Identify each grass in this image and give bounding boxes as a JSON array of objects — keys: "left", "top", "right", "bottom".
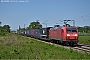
[
  {"left": 78, "top": 36, "right": 90, "bottom": 45},
  {"left": 0, "top": 33, "right": 90, "bottom": 59}
]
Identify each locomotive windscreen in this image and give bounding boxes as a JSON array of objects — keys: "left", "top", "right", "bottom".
[{"left": 66, "top": 28, "right": 77, "bottom": 32}]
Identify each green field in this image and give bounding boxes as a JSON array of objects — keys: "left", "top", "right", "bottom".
[
  {"left": 79, "top": 36, "right": 90, "bottom": 45},
  {"left": 0, "top": 34, "right": 90, "bottom": 59}
]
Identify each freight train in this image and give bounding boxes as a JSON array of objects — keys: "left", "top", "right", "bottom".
[{"left": 19, "top": 20, "right": 78, "bottom": 45}]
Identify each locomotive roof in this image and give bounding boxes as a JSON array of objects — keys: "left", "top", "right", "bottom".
[
  {"left": 62, "top": 26, "right": 77, "bottom": 29},
  {"left": 41, "top": 27, "right": 53, "bottom": 30}
]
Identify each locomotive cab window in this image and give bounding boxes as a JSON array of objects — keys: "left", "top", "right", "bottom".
[
  {"left": 72, "top": 28, "right": 77, "bottom": 32},
  {"left": 66, "top": 28, "right": 71, "bottom": 32},
  {"left": 67, "top": 29, "right": 71, "bottom": 32},
  {"left": 66, "top": 28, "right": 77, "bottom": 32}
]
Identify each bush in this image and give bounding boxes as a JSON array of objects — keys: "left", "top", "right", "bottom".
[{"left": 0, "top": 29, "right": 8, "bottom": 36}]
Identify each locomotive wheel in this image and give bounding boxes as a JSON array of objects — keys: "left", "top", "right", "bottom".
[{"left": 50, "top": 39, "right": 54, "bottom": 43}]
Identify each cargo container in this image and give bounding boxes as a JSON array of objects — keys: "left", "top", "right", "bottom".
[
  {"left": 26, "top": 30, "right": 31, "bottom": 37},
  {"left": 30, "top": 29, "right": 35, "bottom": 37},
  {"left": 34, "top": 29, "right": 41, "bottom": 38}
]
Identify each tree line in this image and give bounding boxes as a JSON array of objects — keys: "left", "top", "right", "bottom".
[
  {"left": 0, "top": 21, "right": 90, "bottom": 36},
  {"left": 17, "top": 20, "right": 42, "bottom": 33},
  {"left": 78, "top": 26, "right": 90, "bottom": 36}
]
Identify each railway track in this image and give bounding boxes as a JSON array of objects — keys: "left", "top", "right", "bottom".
[
  {"left": 27, "top": 37, "right": 90, "bottom": 54},
  {"left": 72, "top": 44, "right": 90, "bottom": 53},
  {"left": 38, "top": 39, "right": 90, "bottom": 54},
  {"left": 42, "top": 40, "right": 90, "bottom": 54}
]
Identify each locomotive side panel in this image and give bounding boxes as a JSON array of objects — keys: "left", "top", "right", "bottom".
[
  {"left": 57, "top": 29, "right": 62, "bottom": 40},
  {"left": 49, "top": 29, "right": 55, "bottom": 39},
  {"left": 49, "top": 28, "right": 64, "bottom": 42}
]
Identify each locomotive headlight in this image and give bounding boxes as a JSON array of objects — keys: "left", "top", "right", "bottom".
[
  {"left": 74, "top": 34, "right": 78, "bottom": 36},
  {"left": 67, "top": 34, "right": 70, "bottom": 36}
]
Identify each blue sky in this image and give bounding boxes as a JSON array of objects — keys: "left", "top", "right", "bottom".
[{"left": 0, "top": 0, "right": 90, "bottom": 30}]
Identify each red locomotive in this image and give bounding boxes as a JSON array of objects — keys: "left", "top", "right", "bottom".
[{"left": 49, "top": 20, "right": 78, "bottom": 45}]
